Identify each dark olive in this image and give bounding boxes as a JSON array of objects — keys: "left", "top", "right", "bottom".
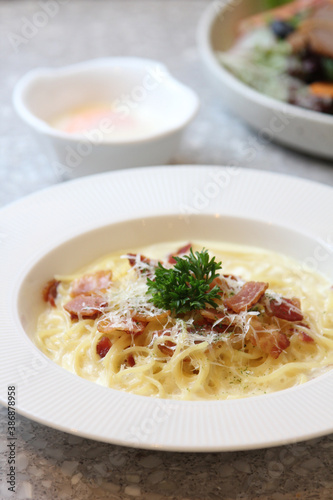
[{"left": 270, "top": 20, "right": 295, "bottom": 39}]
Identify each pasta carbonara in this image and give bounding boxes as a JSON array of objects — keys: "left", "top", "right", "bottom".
[{"left": 36, "top": 241, "right": 333, "bottom": 400}]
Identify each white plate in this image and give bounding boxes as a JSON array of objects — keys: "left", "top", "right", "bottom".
[
  {"left": 198, "top": 0, "right": 333, "bottom": 160},
  {"left": 1, "top": 165, "right": 333, "bottom": 451}
]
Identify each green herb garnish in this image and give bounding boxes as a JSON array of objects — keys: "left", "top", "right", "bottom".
[{"left": 147, "top": 248, "right": 222, "bottom": 314}]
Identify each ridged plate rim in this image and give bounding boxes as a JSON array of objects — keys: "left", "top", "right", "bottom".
[{"left": 0, "top": 165, "right": 333, "bottom": 452}]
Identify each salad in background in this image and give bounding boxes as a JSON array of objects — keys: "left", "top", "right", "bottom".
[{"left": 218, "top": 0, "right": 333, "bottom": 114}]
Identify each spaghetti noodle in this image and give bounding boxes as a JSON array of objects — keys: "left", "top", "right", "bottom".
[{"left": 36, "top": 241, "right": 333, "bottom": 400}]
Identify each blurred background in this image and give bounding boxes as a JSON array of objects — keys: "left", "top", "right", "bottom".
[{"left": 1, "top": 0, "right": 332, "bottom": 208}]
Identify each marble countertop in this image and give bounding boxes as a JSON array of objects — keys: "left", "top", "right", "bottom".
[{"left": 1, "top": 1, "right": 333, "bottom": 499}]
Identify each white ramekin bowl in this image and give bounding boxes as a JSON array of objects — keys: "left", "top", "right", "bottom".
[{"left": 13, "top": 57, "right": 199, "bottom": 178}]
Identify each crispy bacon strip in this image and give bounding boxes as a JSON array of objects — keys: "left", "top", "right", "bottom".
[
  {"left": 257, "top": 331, "right": 291, "bottom": 359},
  {"left": 208, "top": 277, "right": 227, "bottom": 296},
  {"left": 97, "top": 317, "right": 146, "bottom": 335},
  {"left": 269, "top": 298, "right": 303, "bottom": 322},
  {"left": 127, "top": 253, "right": 159, "bottom": 277},
  {"left": 167, "top": 243, "right": 192, "bottom": 264},
  {"left": 209, "top": 277, "right": 223, "bottom": 290},
  {"left": 225, "top": 281, "right": 268, "bottom": 314},
  {"left": 154, "top": 330, "right": 176, "bottom": 356},
  {"left": 158, "top": 340, "right": 176, "bottom": 356},
  {"left": 127, "top": 253, "right": 157, "bottom": 268},
  {"left": 298, "top": 331, "right": 314, "bottom": 343},
  {"left": 42, "top": 279, "right": 60, "bottom": 307},
  {"left": 126, "top": 354, "right": 136, "bottom": 367},
  {"left": 96, "top": 336, "right": 112, "bottom": 358},
  {"left": 200, "top": 308, "right": 229, "bottom": 323},
  {"left": 64, "top": 295, "right": 107, "bottom": 319},
  {"left": 195, "top": 310, "right": 236, "bottom": 336},
  {"left": 71, "top": 270, "right": 112, "bottom": 297},
  {"left": 248, "top": 318, "right": 290, "bottom": 359},
  {"left": 208, "top": 275, "right": 239, "bottom": 299},
  {"left": 290, "top": 324, "right": 314, "bottom": 343},
  {"left": 223, "top": 274, "right": 238, "bottom": 281},
  {"left": 131, "top": 310, "right": 170, "bottom": 323}
]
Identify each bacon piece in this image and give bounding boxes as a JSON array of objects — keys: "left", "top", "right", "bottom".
[
  {"left": 97, "top": 317, "right": 146, "bottom": 335},
  {"left": 208, "top": 276, "right": 240, "bottom": 299},
  {"left": 298, "top": 331, "right": 314, "bottom": 343},
  {"left": 191, "top": 317, "right": 210, "bottom": 329},
  {"left": 289, "top": 325, "right": 314, "bottom": 343},
  {"left": 269, "top": 332, "right": 290, "bottom": 359},
  {"left": 189, "top": 321, "right": 229, "bottom": 336},
  {"left": 158, "top": 340, "right": 176, "bottom": 356},
  {"left": 297, "top": 321, "right": 309, "bottom": 328},
  {"left": 269, "top": 298, "right": 303, "bottom": 322},
  {"left": 223, "top": 274, "right": 238, "bottom": 281},
  {"left": 71, "top": 270, "right": 112, "bottom": 297},
  {"left": 42, "top": 279, "right": 60, "bottom": 307},
  {"left": 127, "top": 354, "right": 135, "bottom": 367},
  {"left": 154, "top": 330, "right": 176, "bottom": 356},
  {"left": 208, "top": 277, "right": 228, "bottom": 296},
  {"left": 224, "top": 281, "right": 268, "bottom": 314},
  {"left": 196, "top": 310, "right": 235, "bottom": 335},
  {"left": 131, "top": 310, "right": 170, "bottom": 323},
  {"left": 200, "top": 308, "right": 228, "bottom": 323},
  {"left": 127, "top": 253, "right": 157, "bottom": 268},
  {"left": 127, "top": 253, "right": 159, "bottom": 277},
  {"left": 96, "top": 336, "right": 112, "bottom": 358},
  {"left": 167, "top": 243, "right": 192, "bottom": 264},
  {"left": 209, "top": 277, "right": 223, "bottom": 290},
  {"left": 248, "top": 319, "right": 290, "bottom": 359},
  {"left": 64, "top": 295, "right": 107, "bottom": 319}
]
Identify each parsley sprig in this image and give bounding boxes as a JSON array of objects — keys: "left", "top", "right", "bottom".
[{"left": 147, "top": 248, "right": 222, "bottom": 314}]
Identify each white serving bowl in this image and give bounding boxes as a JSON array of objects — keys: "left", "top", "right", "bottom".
[
  {"left": 1, "top": 165, "right": 333, "bottom": 451},
  {"left": 198, "top": 0, "right": 333, "bottom": 159},
  {"left": 13, "top": 58, "right": 199, "bottom": 178}
]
